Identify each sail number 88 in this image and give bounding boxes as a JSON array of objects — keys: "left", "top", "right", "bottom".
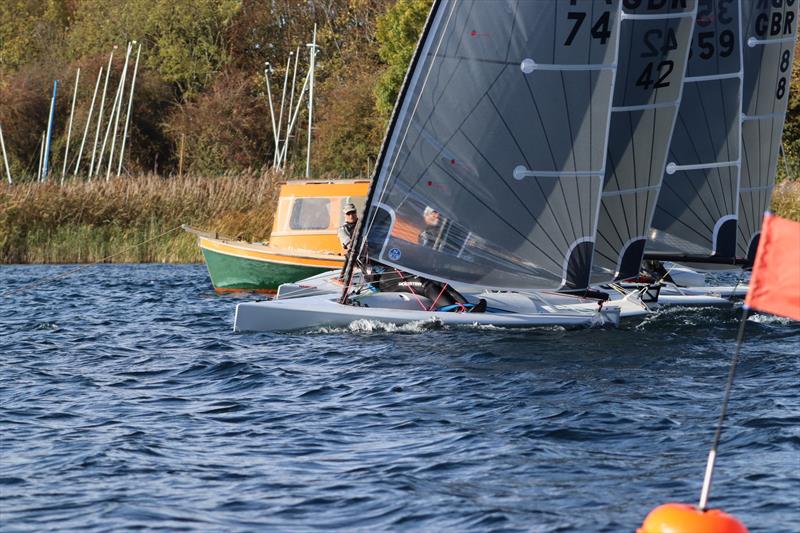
[{"left": 777, "top": 49, "right": 790, "bottom": 99}]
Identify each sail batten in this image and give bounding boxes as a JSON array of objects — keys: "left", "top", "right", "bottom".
[{"left": 356, "top": 0, "right": 624, "bottom": 291}]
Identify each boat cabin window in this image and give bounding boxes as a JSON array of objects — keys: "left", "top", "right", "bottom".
[{"left": 289, "top": 198, "right": 331, "bottom": 230}]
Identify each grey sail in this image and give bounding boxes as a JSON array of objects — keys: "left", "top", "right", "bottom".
[
  {"left": 738, "top": 0, "right": 798, "bottom": 263},
  {"left": 649, "top": 0, "right": 744, "bottom": 260},
  {"left": 359, "top": 0, "right": 623, "bottom": 291},
  {"left": 592, "top": 0, "right": 696, "bottom": 282}
]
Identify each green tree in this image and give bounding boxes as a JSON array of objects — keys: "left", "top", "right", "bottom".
[
  {"left": 67, "top": 0, "right": 241, "bottom": 98},
  {"left": 781, "top": 42, "right": 800, "bottom": 179},
  {"left": 0, "top": 0, "right": 69, "bottom": 73},
  {"left": 373, "top": 0, "right": 432, "bottom": 118}
]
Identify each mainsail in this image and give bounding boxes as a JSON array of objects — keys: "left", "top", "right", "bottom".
[
  {"left": 738, "top": 0, "right": 798, "bottom": 263},
  {"left": 648, "top": 0, "right": 745, "bottom": 260},
  {"left": 354, "top": 0, "right": 623, "bottom": 291},
  {"left": 592, "top": 0, "right": 696, "bottom": 282}
]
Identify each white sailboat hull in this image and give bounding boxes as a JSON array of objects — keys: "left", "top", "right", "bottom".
[{"left": 233, "top": 293, "right": 620, "bottom": 333}]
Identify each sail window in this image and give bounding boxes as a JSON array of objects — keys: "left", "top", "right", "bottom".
[{"left": 289, "top": 198, "right": 331, "bottom": 230}]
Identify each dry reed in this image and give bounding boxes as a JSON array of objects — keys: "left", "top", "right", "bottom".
[
  {"left": 2, "top": 173, "right": 798, "bottom": 264},
  {"left": 1, "top": 172, "right": 281, "bottom": 264}
]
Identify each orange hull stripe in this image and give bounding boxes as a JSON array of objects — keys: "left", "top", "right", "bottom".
[{"left": 199, "top": 238, "right": 344, "bottom": 268}]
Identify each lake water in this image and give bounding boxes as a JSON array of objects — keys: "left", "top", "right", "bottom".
[{"left": 1, "top": 264, "right": 798, "bottom": 531}]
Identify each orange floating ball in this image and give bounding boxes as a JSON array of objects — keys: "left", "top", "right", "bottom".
[{"left": 638, "top": 503, "right": 747, "bottom": 533}]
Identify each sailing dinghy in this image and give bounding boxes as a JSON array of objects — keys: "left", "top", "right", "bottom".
[
  {"left": 642, "top": 0, "right": 798, "bottom": 303},
  {"left": 738, "top": 0, "right": 798, "bottom": 262},
  {"left": 641, "top": 0, "right": 751, "bottom": 304},
  {"left": 592, "top": 0, "right": 696, "bottom": 283},
  {"left": 235, "top": 0, "right": 628, "bottom": 332}
]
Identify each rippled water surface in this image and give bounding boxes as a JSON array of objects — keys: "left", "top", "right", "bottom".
[{"left": 1, "top": 264, "right": 798, "bottom": 531}]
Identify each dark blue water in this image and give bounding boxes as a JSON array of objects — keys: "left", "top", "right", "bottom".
[{"left": 1, "top": 264, "right": 798, "bottom": 531}]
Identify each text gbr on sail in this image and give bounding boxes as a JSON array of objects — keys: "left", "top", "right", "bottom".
[
  {"left": 754, "top": 0, "right": 795, "bottom": 37},
  {"left": 623, "top": 0, "right": 688, "bottom": 9}
]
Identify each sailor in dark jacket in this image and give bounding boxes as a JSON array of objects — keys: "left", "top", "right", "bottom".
[
  {"left": 338, "top": 203, "right": 358, "bottom": 251},
  {"left": 418, "top": 206, "right": 442, "bottom": 247}
]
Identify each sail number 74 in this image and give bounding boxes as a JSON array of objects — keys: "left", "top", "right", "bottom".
[{"left": 564, "top": 3, "right": 613, "bottom": 46}]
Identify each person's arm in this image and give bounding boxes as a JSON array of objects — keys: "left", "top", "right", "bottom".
[{"left": 338, "top": 225, "right": 351, "bottom": 250}]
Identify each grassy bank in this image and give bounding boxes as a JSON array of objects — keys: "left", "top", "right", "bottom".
[
  {"left": 0, "top": 173, "right": 280, "bottom": 264},
  {"left": 1, "top": 173, "right": 798, "bottom": 264},
  {"left": 771, "top": 179, "right": 800, "bottom": 222}
]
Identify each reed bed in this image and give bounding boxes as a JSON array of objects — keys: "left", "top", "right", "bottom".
[
  {"left": 1, "top": 173, "right": 798, "bottom": 264},
  {"left": 0, "top": 172, "right": 280, "bottom": 264},
  {"left": 771, "top": 179, "right": 800, "bottom": 222}
]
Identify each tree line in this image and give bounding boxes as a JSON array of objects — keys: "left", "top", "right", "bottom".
[
  {"left": 0, "top": 0, "right": 797, "bottom": 182},
  {"left": 0, "top": 0, "right": 432, "bottom": 180}
]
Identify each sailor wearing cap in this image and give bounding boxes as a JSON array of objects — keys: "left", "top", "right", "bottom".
[{"left": 338, "top": 203, "right": 358, "bottom": 251}]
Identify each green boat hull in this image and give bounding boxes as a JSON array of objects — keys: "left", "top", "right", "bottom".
[{"left": 201, "top": 247, "right": 332, "bottom": 292}]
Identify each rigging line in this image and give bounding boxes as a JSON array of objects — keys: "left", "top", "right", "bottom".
[
  {"left": 0, "top": 225, "right": 184, "bottom": 298},
  {"left": 393, "top": 57, "right": 465, "bottom": 180},
  {"left": 428, "top": 54, "right": 615, "bottom": 70},
  {"left": 504, "top": 0, "right": 521, "bottom": 64},
  {"left": 428, "top": 282, "right": 449, "bottom": 311},
  {"left": 392, "top": 269, "right": 428, "bottom": 311},
  {"left": 428, "top": 0, "right": 475, "bottom": 116},
  {"left": 698, "top": 306, "right": 750, "bottom": 510}
]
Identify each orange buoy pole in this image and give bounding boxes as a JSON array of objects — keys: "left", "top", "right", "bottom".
[{"left": 698, "top": 307, "right": 750, "bottom": 510}]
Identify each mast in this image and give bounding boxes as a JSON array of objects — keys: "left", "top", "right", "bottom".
[
  {"left": 42, "top": 80, "right": 58, "bottom": 181},
  {"left": 306, "top": 25, "right": 318, "bottom": 178},
  {"left": 62, "top": 68, "right": 80, "bottom": 184}
]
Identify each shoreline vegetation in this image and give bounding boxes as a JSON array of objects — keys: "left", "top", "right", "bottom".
[
  {"left": 0, "top": 173, "right": 285, "bottom": 264},
  {"left": 1, "top": 2, "right": 798, "bottom": 265},
  {"left": 1, "top": 174, "right": 798, "bottom": 265}
]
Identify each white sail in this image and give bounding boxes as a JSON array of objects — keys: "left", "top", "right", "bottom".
[
  {"left": 649, "top": 0, "right": 745, "bottom": 260},
  {"left": 357, "top": 0, "right": 624, "bottom": 291},
  {"left": 592, "top": 0, "right": 697, "bottom": 282},
  {"left": 738, "top": 0, "right": 798, "bottom": 262}
]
